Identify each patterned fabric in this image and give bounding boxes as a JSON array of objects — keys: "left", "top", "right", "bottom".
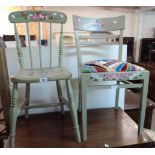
[
  {"left": 90, "top": 72, "right": 143, "bottom": 81},
  {"left": 81, "top": 59, "right": 145, "bottom": 73}
]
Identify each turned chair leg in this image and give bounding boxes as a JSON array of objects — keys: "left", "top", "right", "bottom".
[
  {"left": 25, "top": 83, "right": 30, "bottom": 118},
  {"left": 66, "top": 79, "right": 81, "bottom": 143},
  {"left": 9, "top": 82, "right": 18, "bottom": 148},
  {"left": 56, "top": 80, "right": 65, "bottom": 114}
]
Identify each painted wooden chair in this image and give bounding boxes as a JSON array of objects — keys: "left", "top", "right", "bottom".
[
  {"left": 73, "top": 15, "right": 150, "bottom": 141},
  {"left": 8, "top": 10, "right": 81, "bottom": 147}
]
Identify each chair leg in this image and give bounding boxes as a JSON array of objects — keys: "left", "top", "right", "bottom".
[
  {"left": 81, "top": 78, "right": 87, "bottom": 141},
  {"left": 25, "top": 83, "right": 30, "bottom": 118},
  {"left": 78, "top": 81, "right": 82, "bottom": 112},
  {"left": 138, "top": 73, "right": 149, "bottom": 135},
  {"left": 56, "top": 80, "right": 64, "bottom": 114},
  {"left": 115, "top": 89, "right": 119, "bottom": 109},
  {"left": 9, "top": 82, "right": 18, "bottom": 148},
  {"left": 66, "top": 79, "right": 81, "bottom": 143}
]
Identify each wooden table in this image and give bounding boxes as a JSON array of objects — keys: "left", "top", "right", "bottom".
[
  {"left": 134, "top": 62, "right": 155, "bottom": 101},
  {"left": 125, "top": 90, "right": 155, "bottom": 129},
  {"left": 15, "top": 109, "right": 154, "bottom": 148}
]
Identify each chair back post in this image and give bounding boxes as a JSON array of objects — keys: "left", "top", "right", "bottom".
[
  {"left": 59, "top": 23, "right": 64, "bottom": 68},
  {"left": 118, "top": 29, "right": 123, "bottom": 61},
  {"left": 26, "top": 22, "right": 33, "bottom": 68},
  {"left": 74, "top": 29, "right": 83, "bottom": 78},
  {"left": 9, "top": 10, "right": 67, "bottom": 69},
  {"left": 14, "top": 23, "right": 24, "bottom": 69},
  {"left": 49, "top": 23, "right": 52, "bottom": 68}
]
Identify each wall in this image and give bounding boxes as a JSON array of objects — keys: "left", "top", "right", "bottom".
[
  {"left": 1, "top": 6, "right": 155, "bottom": 62},
  {"left": 0, "top": 6, "right": 137, "bottom": 37},
  {"left": 0, "top": 6, "right": 24, "bottom": 36},
  {"left": 6, "top": 44, "right": 127, "bottom": 115},
  {"left": 43, "top": 6, "right": 136, "bottom": 37},
  {"left": 141, "top": 11, "right": 155, "bottom": 38}
]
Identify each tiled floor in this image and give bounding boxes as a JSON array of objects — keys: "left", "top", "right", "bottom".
[{"left": 125, "top": 90, "right": 155, "bottom": 131}]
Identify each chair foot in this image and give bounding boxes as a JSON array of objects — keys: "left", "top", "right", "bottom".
[
  {"left": 9, "top": 135, "right": 16, "bottom": 148},
  {"left": 74, "top": 126, "right": 81, "bottom": 143},
  {"left": 138, "top": 72, "right": 149, "bottom": 136}
]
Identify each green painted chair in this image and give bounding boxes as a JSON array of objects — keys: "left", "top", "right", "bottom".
[
  {"left": 73, "top": 15, "right": 150, "bottom": 141},
  {"left": 8, "top": 10, "right": 81, "bottom": 147}
]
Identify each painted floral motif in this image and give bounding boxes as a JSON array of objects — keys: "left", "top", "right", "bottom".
[
  {"left": 83, "top": 19, "right": 104, "bottom": 30},
  {"left": 28, "top": 13, "right": 48, "bottom": 20},
  {"left": 22, "top": 12, "right": 53, "bottom": 20},
  {"left": 90, "top": 72, "right": 143, "bottom": 81}
]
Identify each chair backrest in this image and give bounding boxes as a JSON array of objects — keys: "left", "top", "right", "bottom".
[
  {"left": 73, "top": 15, "right": 125, "bottom": 75},
  {"left": 9, "top": 10, "right": 67, "bottom": 69}
]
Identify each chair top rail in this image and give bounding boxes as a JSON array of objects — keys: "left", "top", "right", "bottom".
[
  {"left": 9, "top": 10, "right": 67, "bottom": 24},
  {"left": 73, "top": 15, "right": 125, "bottom": 32}
]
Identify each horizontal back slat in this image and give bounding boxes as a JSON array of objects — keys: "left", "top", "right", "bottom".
[
  {"left": 80, "top": 42, "right": 120, "bottom": 46},
  {"left": 73, "top": 15, "right": 125, "bottom": 32},
  {"left": 9, "top": 10, "right": 67, "bottom": 24},
  {"left": 79, "top": 34, "right": 120, "bottom": 39}
]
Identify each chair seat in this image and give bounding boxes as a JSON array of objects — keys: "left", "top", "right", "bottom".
[
  {"left": 10, "top": 67, "right": 72, "bottom": 83},
  {"left": 81, "top": 59, "right": 145, "bottom": 73}
]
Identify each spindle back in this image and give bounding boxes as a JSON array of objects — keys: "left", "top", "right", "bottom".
[{"left": 9, "top": 10, "right": 67, "bottom": 69}]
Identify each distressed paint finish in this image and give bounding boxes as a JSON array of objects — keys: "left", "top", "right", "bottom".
[
  {"left": 9, "top": 10, "right": 81, "bottom": 147},
  {"left": 73, "top": 15, "right": 150, "bottom": 141}
]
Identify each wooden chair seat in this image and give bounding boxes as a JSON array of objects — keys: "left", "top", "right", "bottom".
[{"left": 10, "top": 67, "right": 72, "bottom": 83}]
